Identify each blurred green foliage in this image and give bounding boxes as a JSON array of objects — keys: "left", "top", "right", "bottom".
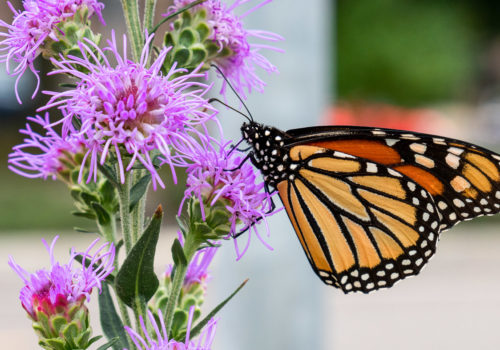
[{"left": 337, "top": 0, "right": 477, "bottom": 106}]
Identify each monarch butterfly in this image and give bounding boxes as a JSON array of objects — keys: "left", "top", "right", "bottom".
[{"left": 240, "top": 121, "right": 500, "bottom": 293}]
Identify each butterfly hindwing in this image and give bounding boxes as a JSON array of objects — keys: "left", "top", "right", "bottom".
[{"left": 277, "top": 145, "right": 440, "bottom": 293}]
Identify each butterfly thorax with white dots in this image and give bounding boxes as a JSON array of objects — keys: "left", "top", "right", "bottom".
[{"left": 241, "top": 122, "right": 291, "bottom": 188}]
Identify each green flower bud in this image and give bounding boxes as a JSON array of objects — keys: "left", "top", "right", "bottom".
[
  {"left": 41, "top": 8, "right": 101, "bottom": 62},
  {"left": 163, "top": 9, "right": 219, "bottom": 71}
]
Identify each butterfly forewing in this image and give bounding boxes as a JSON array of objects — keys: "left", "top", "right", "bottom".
[
  {"left": 278, "top": 146, "right": 440, "bottom": 293},
  {"left": 286, "top": 126, "right": 500, "bottom": 232}
]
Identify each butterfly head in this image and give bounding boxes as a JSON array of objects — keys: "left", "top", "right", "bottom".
[{"left": 241, "top": 121, "right": 290, "bottom": 187}]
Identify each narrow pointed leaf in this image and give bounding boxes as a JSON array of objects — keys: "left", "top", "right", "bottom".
[
  {"left": 115, "top": 206, "right": 163, "bottom": 307},
  {"left": 92, "top": 202, "right": 111, "bottom": 226},
  {"left": 98, "top": 164, "right": 118, "bottom": 186},
  {"left": 171, "top": 238, "right": 187, "bottom": 267},
  {"left": 96, "top": 338, "right": 119, "bottom": 350},
  {"left": 129, "top": 174, "right": 151, "bottom": 212},
  {"left": 72, "top": 211, "right": 96, "bottom": 219},
  {"left": 73, "top": 227, "right": 95, "bottom": 233},
  {"left": 99, "top": 283, "right": 129, "bottom": 349},
  {"left": 188, "top": 279, "right": 248, "bottom": 339}
]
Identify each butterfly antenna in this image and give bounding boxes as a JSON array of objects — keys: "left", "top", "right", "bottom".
[
  {"left": 211, "top": 64, "right": 254, "bottom": 122},
  {"left": 208, "top": 97, "right": 253, "bottom": 123}
]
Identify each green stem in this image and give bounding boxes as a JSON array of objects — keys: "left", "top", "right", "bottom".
[
  {"left": 98, "top": 213, "right": 117, "bottom": 244},
  {"left": 120, "top": 0, "right": 144, "bottom": 62},
  {"left": 98, "top": 213, "right": 134, "bottom": 334},
  {"left": 163, "top": 232, "right": 201, "bottom": 333},
  {"left": 117, "top": 172, "right": 133, "bottom": 253},
  {"left": 131, "top": 170, "right": 149, "bottom": 244},
  {"left": 143, "top": 0, "right": 157, "bottom": 34},
  {"left": 117, "top": 286, "right": 133, "bottom": 330},
  {"left": 133, "top": 296, "right": 148, "bottom": 338}
]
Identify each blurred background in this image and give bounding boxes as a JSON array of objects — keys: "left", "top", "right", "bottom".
[{"left": 2, "top": 0, "right": 500, "bottom": 349}]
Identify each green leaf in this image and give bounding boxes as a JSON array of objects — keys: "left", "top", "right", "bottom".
[
  {"left": 98, "top": 164, "right": 119, "bottom": 187},
  {"left": 96, "top": 338, "right": 119, "bottom": 350},
  {"left": 99, "top": 283, "right": 129, "bottom": 350},
  {"left": 188, "top": 279, "right": 248, "bottom": 339},
  {"left": 129, "top": 174, "right": 151, "bottom": 212},
  {"left": 205, "top": 42, "right": 220, "bottom": 57},
  {"left": 179, "top": 29, "right": 196, "bottom": 47},
  {"left": 73, "top": 227, "right": 95, "bottom": 233},
  {"left": 180, "top": 8, "right": 192, "bottom": 26},
  {"left": 171, "top": 238, "right": 187, "bottom": 267},
  {"left": 88, "top": 335, "right": 104, "bottom": 348},
  {"left": 99, "top": 180, "right": 116, "bottom": 206},
  {"left": 196, "top": 22, "right": 210, "bottom": 41},
  {"left": 165, "top": 32, "right": 175, "bottom": 48},
  {"left": 170, "top": 309, "right": 188, "bottom": 338},
  {"left": 71, "top": 116, "right": 82, "bottom": 131},
  {"left": 80, "top": 192, "right": 99, "bottom": 207},
  {"left": 92, "top": 202, "right": 111, "bottom": 226},
  {"left": 59, "top": 82, "right": 78, "bottom": 89},
  {"left": 70, "top": 188, "right": 82, "bottom": 201},
  {"left": 44, "top": 338, "right": 65, "bottom": 350},
  {"left": 173, "top": 48, "right": 191, "bottom": 66},
  {"left": 175, "top": 216, "right": 188, "bottom": 235},
  {"left": 70, "top": 168, "right": 81, "bottom": 184},
  {"left": 115, "top": 206, "right": 163, "bottom": 307},
  {"left": 190, "top": 46, "right": 207, "bottom": 66},
  {"left": 72, "top": 211, "right": 96, "bottom": 220}
]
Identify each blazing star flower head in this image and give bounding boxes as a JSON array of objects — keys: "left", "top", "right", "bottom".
[
  {"left": 9, "top": 236, "right": 115, "bottom": 320},
  {"left": 41, "top": 32, "right": 217, "bottom": 189},
  {"left": 166, "top": 246, "right": 217, "bottom": 290},
  {"left": 179, "top": 137, "right": 276, "bottom": 259},
  {"left": 8, "top": 113, "right": 84, "bottom": 181},
  {"left": 0, "top": 0, "right": 105, "bottom": 102},
  {"left": 125, "top": 307, "right": 217, "bottom": 350},
  {"left": 167, "top": 0, "right": 283, "bottom": 99}
]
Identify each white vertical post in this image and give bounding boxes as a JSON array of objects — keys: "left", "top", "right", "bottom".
[{"left": 209, "top": 1, "right": 333, "bottom": 349}]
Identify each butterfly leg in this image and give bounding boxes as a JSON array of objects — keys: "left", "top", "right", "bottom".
[
  {"left": 223, "top": 152, "right": 252, "bottom": 171},
  {"left": 264, "top": 182, "right": 277, "bottom": 214}
]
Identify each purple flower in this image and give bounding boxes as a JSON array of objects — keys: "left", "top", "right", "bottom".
[
  {"left": 9, "top": 236, "right": 115, "bottom": 320},
  {"left": 0, "top": 0, "right": 105, "bottom": 103},
  {"left": 167, "top": 0, "right": 283, "bottom": 99},
  {"left": 125, "top": 307, "right": 217, "bottom": 350},
  {"left": 8, "top": 113, "right": 84, "bottom": 181},
  {"left": 179, "top": 137, "right": 276, "bottom": 259},
  {"left": 41, "top": 32, "right": 217, "bottom": 189},
  {"left": 166, "top": 246, "right": 217, "bottom": 291}
]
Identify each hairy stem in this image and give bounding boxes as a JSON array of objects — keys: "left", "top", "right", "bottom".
[
  {"left": 120, "top": 0, "right": 144, "bottom": 62},
  {"left": 98, "top": 213, "right": 117, "bottom": 244},
  {"left": 163, "top": 232, "right": 201, "bottom": 333},
  {"left": 143, "top": 0, "right": 158, "bottom": 34},
  {"left": 117, "top": 172, "right": 133, "bottom": 253}
]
